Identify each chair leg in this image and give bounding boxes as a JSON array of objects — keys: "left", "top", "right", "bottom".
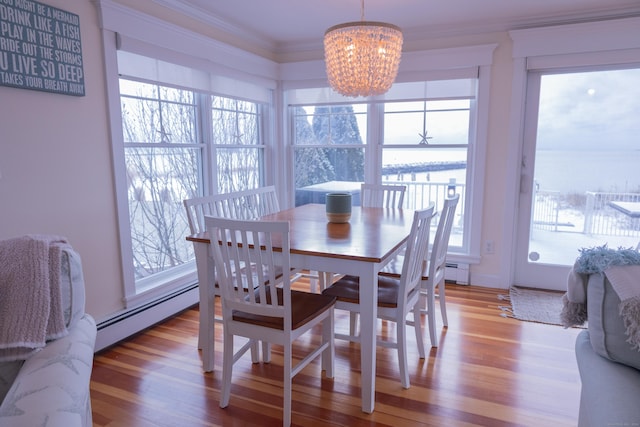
[
  {"left": 319, "top": 272, "right": 328, "bottom": 292},
  {"left": 283, "top": 343, "right": 292, "bottom": 427},
  {"left": 419, "top": 281, "right": 428, "bottom": 312},
  {"left": 424, "top": 286, "right": 438, "bottom": 348},
  {"left": 438, "top": 281, "right": 448, "bottom": 327},
  {"left": 322, "top": 272, "right": 335, "bottom": 290},
  {"left": 310, "top": 271, "right": 333, "bottom": 293},
  {"left": 220, "top": 331, "right": 233, "bottom": 408},
  {"left": 309, "top": 271, "right": 319, "bottom": 293},
  {"left": 262, "top": 341, "right": 271, "bottom": 363},
  {"left": 250, "top": 340, "right": 260, "bottom": 363},
  {"left": 201, "top": 297, "right": 217, "bottom": 372},
  {"left": 412, "top": 307, "right": 426, "bottom": 359},
  {"left": 349, "top": 312, "right": 358, "bottom": 337},
  {"left": 397, "top": 318, "right": 410, "bottom": 389},
  {"left": 321, "top": 313, "right": 335, "bottom": 378},
  {"left": 198, "top": 310, "right": 203, "bottom": 350}
]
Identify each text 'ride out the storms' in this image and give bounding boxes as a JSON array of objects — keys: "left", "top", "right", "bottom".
[{"left": 0, "top": 0, "right": 84, "bottom": 95}]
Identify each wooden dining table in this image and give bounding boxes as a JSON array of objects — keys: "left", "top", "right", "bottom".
[{"left": 187, "top": 203, "right": 414, "bottom": 413}]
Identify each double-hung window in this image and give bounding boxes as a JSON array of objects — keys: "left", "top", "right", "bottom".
[
  {"left": 116, "top": 52, "right": 271, "bottom": 305},
  {"left": 211, "top": 97, "right": 266, "bottom": 193},
  {"left": 120, "top": 79, "right": 201, "bottom": 293},
  {"left": 292, "top": 104, "right": 367, "bottom": 204},
  {"left": 289, "top": 78, "right": 476, "bottom": 253},
  {"left": 380, "top": 81, "right": 475, "bottom": 249}
]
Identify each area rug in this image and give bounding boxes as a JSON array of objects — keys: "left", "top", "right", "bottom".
[{"left": 498, "top": 286, "right": 568, "bottom": 326}]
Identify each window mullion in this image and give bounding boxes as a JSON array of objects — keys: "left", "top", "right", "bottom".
[
  {"left": 198, "top": 93, "right": 215, "bottom": 196},
  {"left": 366, "top": 103, "right": 383, "bottom": 184}
]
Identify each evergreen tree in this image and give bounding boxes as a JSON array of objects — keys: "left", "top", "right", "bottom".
[
  {"left": 312, "top": 105, "right": 365, "bottom": 182},
  {"left": 293, "top": 106, "right": 333, "bottom": 187}
]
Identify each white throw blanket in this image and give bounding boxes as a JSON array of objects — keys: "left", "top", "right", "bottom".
[
  {"left": 0, "top": 235, "right": 70, "bottom": 361},
  {"left": 561, "top": 245, "right": 640, "bottom": 349}
]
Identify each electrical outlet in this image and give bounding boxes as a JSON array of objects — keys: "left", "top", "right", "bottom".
[{"left": 484, "top": 240, "right": 495, "bottom": 254}]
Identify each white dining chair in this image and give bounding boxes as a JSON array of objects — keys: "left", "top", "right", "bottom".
[
  {"left": 331, "top": 183, "right": 408, "bottom": 333},
  {"left": 361, "top": 183, "right": 407, "bottom": 209},
  {"left": 184, "top": 186, "right": 280, "bottom": 234},
  {"left": 207, "top": 216, "right": 335, "bottom": 427},
  {"left": 321, "top": 204, "right": 435, "bottom": 388},
  {"left": 184, "top": 186, "right": 282, "bottom": 370},
  {"left": 380, "top": 193, "right": 460, "bottom": 347}
]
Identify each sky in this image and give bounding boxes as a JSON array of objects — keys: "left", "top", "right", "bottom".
[{"left": 537, "top": 68, "right": 640, "bottom": 151}]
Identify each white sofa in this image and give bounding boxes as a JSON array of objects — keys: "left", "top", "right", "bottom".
[
  {"left": 0, "top": 238, "right": 96, "bottom": 427},
  {"left": 574, "top": 271, "right": 640, "bottom": 426}
]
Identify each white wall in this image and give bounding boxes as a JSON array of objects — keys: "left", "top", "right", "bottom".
[{"left": 0, "top": 0, "right": 124, "bottom": 321}]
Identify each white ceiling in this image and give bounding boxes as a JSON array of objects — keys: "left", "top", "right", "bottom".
[{"left": 154, "top": 0, "right": 640, "bottom": 55}]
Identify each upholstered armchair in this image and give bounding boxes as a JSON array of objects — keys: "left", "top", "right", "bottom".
[{"left": 0, "top": 236, "right": 96, "bottom": 427}]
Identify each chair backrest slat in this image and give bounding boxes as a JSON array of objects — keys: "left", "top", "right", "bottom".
[
  {"left": 184, "top": 186, "right": 280, "bottom": 234},
  {"left": 361, "top": 184, "right": 407, "bottom": 209},
  {"left": 428, "top": 194, "right": 460, "bottom": 283},
  {"left": 206, "top": 216, "right": 290, "bottom": 321},
  {"left": 399, "top": 204, "right": 436, "bottom": 308}
]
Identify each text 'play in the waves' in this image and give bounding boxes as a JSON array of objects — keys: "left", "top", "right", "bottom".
[{"left": 0, "top": 0, "right": 84, "bottom": 96}]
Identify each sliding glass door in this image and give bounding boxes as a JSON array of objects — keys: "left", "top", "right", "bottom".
[{"left": 514, "top": 67, "right": 640, "bottom": 290}]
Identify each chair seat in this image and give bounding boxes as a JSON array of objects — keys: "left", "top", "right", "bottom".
[
  {"left": 233, "top": 287, "right": 336, "bottom": 330},
  {"left": 322, "top": 274, "right": 409, "bottom": 308}
]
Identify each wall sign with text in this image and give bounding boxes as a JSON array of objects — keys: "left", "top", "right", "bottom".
[{"left": 0, "top": 0, "right": 84, "bottom": 96}]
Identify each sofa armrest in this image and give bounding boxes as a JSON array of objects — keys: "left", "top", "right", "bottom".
[
  {"left": 576, "top": 330, "right": 640, "bottom": 427},
  {"left": 0, "top": 314, "right": 97, "bottom": 427}
]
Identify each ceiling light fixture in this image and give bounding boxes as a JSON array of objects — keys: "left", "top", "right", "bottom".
[{"left": 323, "top": 0, "right": 403, "bottom": 97}]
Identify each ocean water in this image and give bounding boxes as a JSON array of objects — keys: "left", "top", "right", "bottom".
[
  {"left": 379, "top": 149, "right": 640, "bottom": 263},
  {"left": 534, "top": 150, "right": 640, "bottom": 194},
  {"left": 382, "top": 149, "right": 640, "bottom": 194}
]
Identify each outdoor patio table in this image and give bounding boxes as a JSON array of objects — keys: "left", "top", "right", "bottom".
[{"left": 609, "top": 201, "right": 640, "bottom": 218}]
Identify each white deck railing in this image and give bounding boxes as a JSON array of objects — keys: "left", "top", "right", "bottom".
[{"left": 533, "top": 189, "right": 640, "bottom": 237}]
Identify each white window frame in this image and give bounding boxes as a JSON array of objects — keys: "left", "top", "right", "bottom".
[
  {"left": 288, "top": 79, "right": 478, "bottom": 256},
  {"left": 119, "top": 78, "right": 204, "bottom": 294},
  {"left": 96, "top": 1, "right": 278, "bottom": 309}
]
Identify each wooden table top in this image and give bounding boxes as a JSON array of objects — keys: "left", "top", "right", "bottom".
[{"left": 187, "top": 203, "right": 414, "bottom": 263}]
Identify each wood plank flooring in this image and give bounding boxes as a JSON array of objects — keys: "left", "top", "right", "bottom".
[{"left": 90, "top": 284, "right": 582, "bottom": 426}]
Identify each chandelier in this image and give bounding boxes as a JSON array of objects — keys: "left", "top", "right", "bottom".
[{"left": 323, "top": 0, "right": 403, "bottom": 97}]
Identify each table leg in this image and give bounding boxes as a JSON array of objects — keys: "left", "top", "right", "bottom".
[
  {"left": 359, "top": 266, "right": 378, "bottom": 413},
  {"left": 194, "top": 241, "right": 215, "bottom": 372}
]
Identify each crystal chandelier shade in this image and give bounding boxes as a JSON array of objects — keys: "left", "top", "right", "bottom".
[{"left": 324, "top": 20, "right": 403, "bottom": 97}]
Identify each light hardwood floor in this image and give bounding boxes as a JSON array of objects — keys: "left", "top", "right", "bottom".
[{"left": 90, "top": 283, "right": 582, "bottom": 426}]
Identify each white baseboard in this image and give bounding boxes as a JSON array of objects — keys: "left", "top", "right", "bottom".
[
  {"left": 94, "top": 285, "right": 199, "bottom": 352},
  {"left": 468, "top": 273, "right": 508, "bottom": 289},
  {"left": 445, "top": 262, "right": 470, "bottom": 285}
]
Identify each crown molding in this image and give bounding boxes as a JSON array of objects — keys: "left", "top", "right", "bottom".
[
  {"left": 93, "top": 0, "right": 279, "bottom": 81},
  {"left": 152, "top": 0, "right": 278, "bottom": 54},
  {"left": 510, "top": 15, "right": 640, "bottom": 58},
  {"left": 150, "top": 0, "right": 640, "bottom": 61}
]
